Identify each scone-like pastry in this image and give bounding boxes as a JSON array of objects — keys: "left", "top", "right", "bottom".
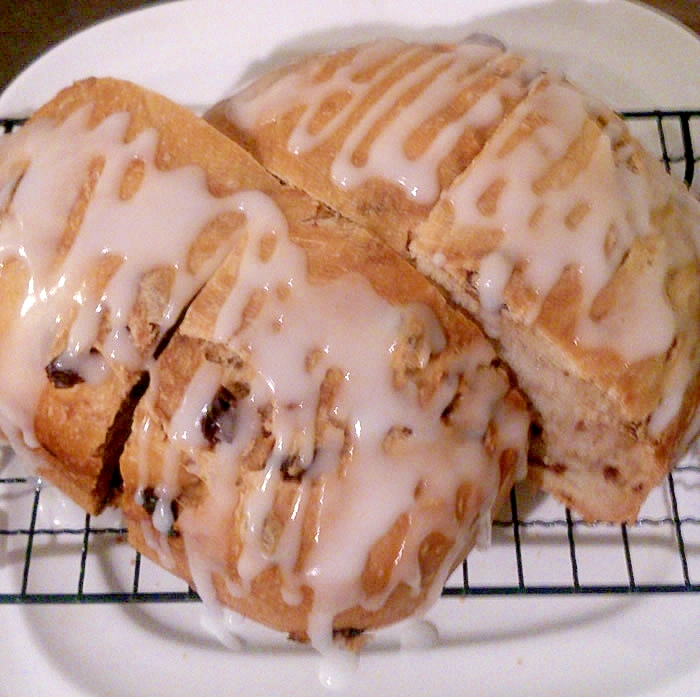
[
  {"left": 206, "top": 37, "right": 541, "bottom": 253},
  {"left": 120, "top": 186, "right": 530, "bottom": 647},
  {"left": 209, "top": 39, "right": 700, "bottom": 522},
  {"left": 0, "top": 77, "right": 278, "bottom": 512}
]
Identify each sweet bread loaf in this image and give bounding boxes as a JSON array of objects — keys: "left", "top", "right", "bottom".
[
  {"left": 0, "top": 76, "right": 279, "bottom": 512},
  {"left": 208, "top": 38, "right": 700, "bottom": 522},
  {"left": 119, "top": 184, "right": 530, "bottom": 645},
  {"left": 0, "top": 77, "right": 530, "bottom": 645}
]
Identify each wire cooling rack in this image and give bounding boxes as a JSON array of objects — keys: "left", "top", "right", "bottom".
[{"left": 0, "top": 111, "right": 699, "bottom": 608}]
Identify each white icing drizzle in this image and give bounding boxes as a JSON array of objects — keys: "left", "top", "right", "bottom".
[
  {"left": 136, "top": 516, "right": 176, "bottom": 571},
  {"left": 317, "top": 645, "right": 360, "bottom": 691},
  {"left": 475, "top": 251, "right": 513, "bottom": 337},
  {"left": 200, "top": 606, "right": 245, "bottom": 651},
  {"left": 0, "top": 78, "right": 531, "bottom": 660},
  {"left": 429, "top": 76, "right": 700, "bottom": 434},
  {"left": 0, "top": 106, "right": 244, "bottom": 451},
  {"left": 398, "top": 618, "right": 440, "bottom": 650},
  {"left": 226, "top": 38, "right": 540, "bottom": 205},
  {"left": 135, "top": 190, "right": 528, "bottom": 654},
  {"left": 648, "top": 345, "right": 694, "bottom": 436},
  {"left": 446, "top": 78, "right": 678, "bottom": 361},
  {"left": 169, "top": 360, "right": 222, "bottom": 449}
]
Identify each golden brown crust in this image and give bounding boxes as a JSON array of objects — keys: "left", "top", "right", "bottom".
[
  {"left": 33, "top": 372, "right": 139, "bottom": 513},
  {"left": 33, "top": 77, "right": 277, "bottom": 198},
  {"left": 205, "top": 41, "right": 538, "bottom": 254},
  {"left": 206, "top": 99, "right": 428, "bottom": 254}
]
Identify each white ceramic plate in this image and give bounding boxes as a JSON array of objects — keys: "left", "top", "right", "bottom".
[
  {"left": 1, "top": 0, "right": 700, "bottom": 115},
  {"left": 1, "top": 1, "right": 699, "bottom": 696}
]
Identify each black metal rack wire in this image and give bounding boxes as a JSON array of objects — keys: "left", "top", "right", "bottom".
[{"left": 0, "top": 111, "right": 699, "bottom": 608}]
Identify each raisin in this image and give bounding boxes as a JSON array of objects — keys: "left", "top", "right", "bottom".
[
  {"left": 141, "top": 487, "right": 180, "bottom": 537},
  {"left": 529, "top": 422, "right": 544, "bottom": 439},
  {"left": 603, "top": 465, "right": 620, "bottom": 483},
  {"left": 440, "top": 391, "right": 460, "bottom": 423},
  {"left": 167, "top": 502, "right": 181, "bottom": 538},
  {"left": 201, "top": 385, "right": 237, "bottom": 445},
  {"left": 45, "top": 356, "right": 84, "bottom": 388},
  {"left": 333, "top": 627, "right": 364, "bottom": 640},
  {"left": 141, "top": 487, "right": 158, "bottom": 515},
  {"left": 280, "top": 453, "right": 307, "bottom": 481}
]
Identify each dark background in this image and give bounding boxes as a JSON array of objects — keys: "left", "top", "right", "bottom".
[{"left": 0, "top": 0, "right": 699, "bottom": 92}]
